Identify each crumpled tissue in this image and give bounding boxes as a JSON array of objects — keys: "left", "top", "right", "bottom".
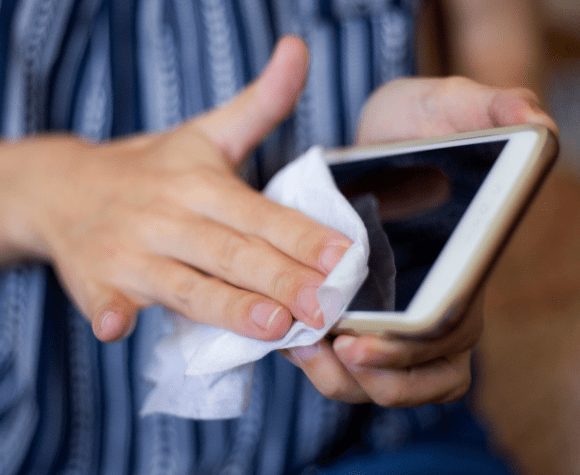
[{"left": 141, "top": 146, "right": 371, "bottom": 419}]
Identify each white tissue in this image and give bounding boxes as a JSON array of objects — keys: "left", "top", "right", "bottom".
[{"left": 142, "top": 146, "right": 370, "bottom": 419}]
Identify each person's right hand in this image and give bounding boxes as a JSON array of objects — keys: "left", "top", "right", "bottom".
[{"left": 1, "top": 36, "right": 351, "bottom": 342}]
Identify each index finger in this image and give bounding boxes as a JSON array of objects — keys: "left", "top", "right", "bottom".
[
  {"left": 334, "top": 294, "right": 484, "bottom": 369},
  {"left": 187, "top": 176, "right": 353, "bottom": 275}
]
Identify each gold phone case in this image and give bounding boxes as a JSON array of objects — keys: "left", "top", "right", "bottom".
[{"left": 331, "top": 125, "right": 559, "bottom": 336}]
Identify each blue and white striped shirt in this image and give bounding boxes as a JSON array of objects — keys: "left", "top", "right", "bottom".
[{"left": 0, "top": 1, "right": 464, "bottom": 474}]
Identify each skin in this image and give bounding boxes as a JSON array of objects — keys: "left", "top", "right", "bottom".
[
  {"left": 282, "top": 76, "right": 557, "bottom": 407},
  {"left": 0, "top": 38, "right": 348, "bottom": 342},
  {"left": 442, "top": 0, "right": 544, "bottom": 92},
  {"left": 0, "top": 36, "right": 558, "bottom": 407}
]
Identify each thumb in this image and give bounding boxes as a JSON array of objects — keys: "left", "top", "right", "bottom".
[
  {"left": 193, "top": 35, "right": 309, "bottom": 165},
  {"left": 488, "top": 88, "right": 559, "bottom": 136},
  {"left": 90, "top": 290, "right": 139, "bottom": 342}
]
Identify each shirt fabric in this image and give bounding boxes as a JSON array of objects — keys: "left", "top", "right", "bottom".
[{"left": 0, "top": 1, "right": 511, "bottom": 474}]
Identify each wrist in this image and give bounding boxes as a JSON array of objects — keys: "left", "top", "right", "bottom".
[
  {"left": 0, "top": 141, "right": 45, "bottom": 262},
  {"left": 0, "top": 137, "right": 83, "bottom": 264}
]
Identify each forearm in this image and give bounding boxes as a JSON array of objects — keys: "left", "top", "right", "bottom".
[
  {"left": 442, "top": 0, "right": 544, "bottom": 93},
  {"left": 0, "top": 141, "right": 31, "bottom": 264}
]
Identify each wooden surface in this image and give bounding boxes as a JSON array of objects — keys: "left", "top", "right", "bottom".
[{"left": 476, "top": 165, "right": 580, "bottom": 474}]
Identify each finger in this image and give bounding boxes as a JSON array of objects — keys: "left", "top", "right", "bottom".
[
  {"left": 336, "top": 349, "right": 472, "bottom": 408},
  {"left": 488, "top": 88, "right": 559, "bottom": 135},
  {"left": 143, "top": 213, "right": 328, "bottom": 328},
  {"left": 436, "top": 78, "right": 558, "bottom": 134},
  {"left": 176, "top": 174, "right": 352, "bottom": 275},
  {"left": 89, "top": 289, "right": 139, "bottom": 342},
  {"left": 119, "top": 257, "right": 293, "bottom": 340},
  {"left": 333, "top": 301, "right": 483, "bottom": 369},
  {"left": 193, "top": 35, "right": 309, "bottom": 164},
  {"left": 282, "top": 340, "right": 370, "bottom": 404}
]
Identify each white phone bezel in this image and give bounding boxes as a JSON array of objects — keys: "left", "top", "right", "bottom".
[{"left": 329, "top": 125, "right": 557, "bottom": 336}]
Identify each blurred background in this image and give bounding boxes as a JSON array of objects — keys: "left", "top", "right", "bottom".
[{"left": 417, "top": 1, "right": 580, "bottom": 473}]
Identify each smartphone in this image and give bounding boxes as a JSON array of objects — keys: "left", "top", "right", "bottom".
[{"left": 328, "top": 125, "right": 558, "bottom": 336}]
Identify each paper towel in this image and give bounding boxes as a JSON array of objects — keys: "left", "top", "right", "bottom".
[{"left": 142, "top": 146, "right": 371, "bottom": 419}]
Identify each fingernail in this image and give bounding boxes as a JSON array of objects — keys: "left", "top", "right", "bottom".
[
  {"left": 98, "top": 311, "right": 125, "bottom": 341},
  {"left": 319, "top": 243, "right": 350, "bottom": 273},
  {"left": 334, "top": 336, "right": 364, "bottom": 367},
  {"left": 290, "top": 343, "right": 322, "bottom": 364},
  {"left": 334, "top": 335, "right": 356, "bottom": 353},
  {"left": 251, "top": 303, "right": 284, "bottom": 330},
  {"left": 298, "top": 286, "right": 324, "bottom": 328}
]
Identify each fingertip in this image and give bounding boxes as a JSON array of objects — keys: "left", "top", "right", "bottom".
[
  {"left": 246, "top": 300, "right": 294, "bottom": 341},
  {"left": 273, "top": 35, "right": 309, "bottom": 68},
  {"left": 525, "top": 111, "right": 560, "bottom": 137},
  {"left": 296, "top": 286, "right": 326, "bottom": 329},
  {"left": 491, "top": 90, "right": 559, "bottom": 136},
  {"left": 519, "top": 94, "right": 559, "bottom": 134},
  {"left": 279, "top": 349, "right": 300, "bottom": 367},
  {"left": 271, "top": 307, "right": 294, "bottom": 338},
  {"left": 333, "top": 335, "right": 356, "bottom": 353},
  {"left": 333, "top": 335, "right": 361, "bottom": 365},
  {"left": 319, "top": 241, "right": 351, "bottom": 274},
  {"left": 290, "top": 342, "right": 323, "bottom": 365},
  {"left": 259, "top": 35, "right": 309, "bottom": 110},
  {"left": 193, "top": 34, "right": 309, "bottom": 165},
  {"left": 92, "top": 310, "right": 135, "bottom": 342},
  {"left": 253, "top": 304, "right": 293, "bottom": 340}
]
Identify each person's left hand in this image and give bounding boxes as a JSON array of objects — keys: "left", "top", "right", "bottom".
[{"left": 282, "top": 77, "right": 558, "bottom": 406}]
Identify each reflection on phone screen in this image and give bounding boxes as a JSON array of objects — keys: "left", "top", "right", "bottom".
[{"left": 331, "top": 140, "right": 508, "bottom": 311}]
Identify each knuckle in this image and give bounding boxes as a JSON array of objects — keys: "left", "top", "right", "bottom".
[
  {"left": 294, "top": 227, "right": 327, "bottom": 262},
  {"left": 222, "top": 292, "right": 246, "bottom": 329},
  {"left": 135, "top": 209, "right": 176, "bottom": 244},
  {"left": 380, "top": 341, "right": 417, "bottom": 368},
  {"left": 444, "top": 75, "right": 471, "bottom": 89},
  {"left": 244, "top": 234, "right": 269, "bottom": 252},
  {"left": 97, "top": 244, "right": 134, "bottom": 282},
  {"left": 216, "top": 232, "right": 251, "bottom": 274},
  {"left": 156, "top": 171, "right": 183, "bottom": 194},
  {"left": 177, "top": 170, "right": 206, "bottom": 193},
  {"left": 355, "top": 345, "right": 372, "bottom": 365},
  {"left": 221, "top": 289, "right": 266, "bottom": 336},
  {"left": 98, "top": 237, "right": 125, "bottom": 264},
  {"left": 317, "top": 380, "right": 347, "bottom": 401},
  {"left": 375, "top": 381, "right": 409, "bottom": 408},
  {"left": 399, "top": 349, "right": 418, "bottom": 369},
  {"left": 227, "top": 292, "right": 256, "bottom": 325},
  {"left": 271, "top": 268, "right": 303, "bottom": 302},
  {"left": 390, "top": 342, "right": 417, "bottom": 367},
  {"left": 124, "top": 258, "right": 165, "bottom": 294},
  {"left": 455, "top": 368, "right": 472, "bottom": 398},
  {"left": 133, "top": 256, "right": 160, "bottom": 279},
  {"left": 187, "top": 167, "right": 227, "bottom": 201},
  {"left": 172, "top": 277, "right": 200, "bottom": 314}
]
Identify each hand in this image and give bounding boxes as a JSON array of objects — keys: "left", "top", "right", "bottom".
[
  {"left": 283, "top": 77, "right": 557, "bottom": 407},
  {"left": 0, "top": 37, "right": 352, "bottom": 342},
  {"left": 357, "top": 76, "right": 558, "bottom": 144}
]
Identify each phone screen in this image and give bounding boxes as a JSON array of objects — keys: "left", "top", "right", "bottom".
[{"left": 330, "top": 140, "right": 508, "bottom": 311}]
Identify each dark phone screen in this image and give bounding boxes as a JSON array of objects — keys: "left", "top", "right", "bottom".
[{"left": 330, "top": 140, "right": 508, "bottom": 311}]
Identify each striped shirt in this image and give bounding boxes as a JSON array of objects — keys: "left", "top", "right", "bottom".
[{"left": 0, "top": 1, "right": 466, "bottom": 474}]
